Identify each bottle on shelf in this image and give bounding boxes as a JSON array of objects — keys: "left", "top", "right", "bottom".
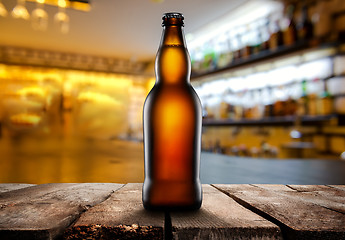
[
  {"left": 232, "top": 28, "right": 243, "bottom": 61},
  {"left": 297, "top": 4, "right": 314, "bottom": 41},
  {"left": 312, "top": 0, "right": 332, "bottom": 41},
  {"left": 190, "top": 46, "right": 203, "bottom": 75},
  {"left": 240, "top": 24, "right": 252, "bottom": 59},
  {"left": 263, "top": 86, "right": 274, "bottom": 118},
  {"left": 201, "top": 40, "right": 217, "bottom": 72},
  {"left": 222, "top": 88, "right": 235, "bottom": 120},
  {"left": 317, "top": 80, "right": 333, "bottom": 115},
  {"left": 242, "top": 89, "right": 253, "bottom": 119},
  {"left": 215, "top": 32, "right": 233, "bottom": 69},
  {"left": 308, "top": 78, "right": 322, "bottom": 116},
  {"left": 234, "top": 90, "right": 244, "bottom": 119},
  {"left": 249, "top": 21, "right": 262, "bottom": 55},
  {"left": 285, "top": 83, "right": 298, "bottom": 116},
  {"left": 219, "top": 98, "right": 229, "bottom": 120},
  {"left": 283, "top": 4, "right": 297, "bottom": 46},
  {"left": 268, "top": 16, "right": 284, "bottom": 51},
  {"left": 252, "top": 88, "right": 265, "bottom": 119},
  {"left": 297, "top": 79, "right": 308, "bottom": 116},
  {"left": 273, "top": 84, "right": 287, "bottom": 117},
  {"left": 259, "top": 18, "right": 271, "bottom": 52}
]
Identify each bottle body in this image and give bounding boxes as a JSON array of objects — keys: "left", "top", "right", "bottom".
[
  {"left": 142, "top": 13, "right": 202, "bottom": 211},
  {"left": 143, "top": 83, "right": 202, "bottom": 210}
]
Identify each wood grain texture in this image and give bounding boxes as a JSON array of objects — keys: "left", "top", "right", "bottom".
[
  {"left": 214, "top": 184, "right": 345, "bottom": 240},
  {"left": 0, "top": 184, "right": 36, "bottom": 193},
  {"left": 170, "top": 185, "right": 282, "bottom": 240},
  {"left": 64, "top": 183, "right": 164, "bottom": 240},
  {"left": 328, "top": 185, "right": 345, "bottom": 191},
  {"left": 0, "top": 183, "right": 123, "bottom": 240},
  {"left": 287, "top": 185, "right": 345, "bottom": 213}
]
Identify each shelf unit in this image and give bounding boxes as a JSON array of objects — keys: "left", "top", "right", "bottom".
[
  {"left": 191, "top": 40, "right": 339, "bottom": 80},
  {"left": 192, "top": 39, "right": 345, "bottom": 129},
  {"left": 202, "top": 114, "right": 341, "bottom": 127}
]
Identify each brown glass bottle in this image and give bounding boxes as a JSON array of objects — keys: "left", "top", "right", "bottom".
[{"left": 142, "top": 13, "right": 202, "bottom": 211}]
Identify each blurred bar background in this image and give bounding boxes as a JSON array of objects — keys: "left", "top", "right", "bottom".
[{"left": 0, "top": 0, "right": 345, "bottom": 184}]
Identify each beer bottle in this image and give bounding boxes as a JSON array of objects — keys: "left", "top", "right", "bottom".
[{"left": 142, "top": 12, "right": 202, "bottom": 211}]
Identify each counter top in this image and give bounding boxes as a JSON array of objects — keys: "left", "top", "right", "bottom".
[
  {"left": 0, "top": 183, "right": 344, "bottom": 239},
  {"left": 200, "top": 152, "right": 345, "bottom": 185},
  {"left": 1, "top": 137, "right": 345, "bottom": 185}
]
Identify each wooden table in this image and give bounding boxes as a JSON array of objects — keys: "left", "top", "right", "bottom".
[{"left": 0, "top": 183, "right": 344, "bottom": 240}]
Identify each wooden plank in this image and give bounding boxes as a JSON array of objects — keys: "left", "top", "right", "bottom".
[
  {"left": 63, "top": 183, "right": 164, "bottom": 240},
  {"left": 252, "top": 184, "right": 295, "bottom": 192},
  {"left": 286, "top": 185, "right": 345, "bottom": 214},
  {"left": 214, "top": 184, "right": 345, "bottom": 240},
  {"left": 0, "top": 183, "right": 123, "bottom": 240},
  {"left": 288, "top": 185, "right": 335, "bottom": 192},
  {"left": 170, "top": 185, "right": 282, "bottom": 240},
  {"left": 329, "top": 185, "right": 345, "bottom": 191},
  {"left": 254, "top": 184, "right": 345, "bottom": 212},
  {"left": 0, "top": 184, "right": 36, "bottom": 193}
]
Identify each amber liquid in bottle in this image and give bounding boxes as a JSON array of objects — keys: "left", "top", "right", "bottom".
[{"left": 142, "top": 13, "right": 202, "bottom": 211}]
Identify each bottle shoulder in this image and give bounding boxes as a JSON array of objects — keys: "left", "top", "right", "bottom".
[
  {"left": 144, "top": 83, "right": 201, "bottom": 106},
  {"left": 147, "top": 83, "right": 199, "bottom": 95}
]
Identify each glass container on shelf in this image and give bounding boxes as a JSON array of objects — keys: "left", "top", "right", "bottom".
[
  {"left": 307, "top": 78, "right": 323, "bottom": 116},
  {"left": 240, "top": 24, "right": 252, "bottom": 59},
  {"left": 312, "top": 0, "right": 332, "bottom": 40},
  {"left": 262, "top": 86, "right": 274, "bottom": 118},
  {"left": 249, "top": 21, "right": 262, "bottom": 55},
  {"left": 317, "top": 80, "right": 333, "bottom": 115},
  {"left": 224, "top": 88, "right": 236, "bottom": 120},
  {"left": 215, "top": 32, "right": 233, "bottom": 69},
  {"left": 234, "top": 90, "right": 244, "bottom": 120},
  {"left": 259, "top": 18, "right": 271, "bottom": 52},
  {"left": 297, "top": 79, "right": 308, "bottom": 116},
  {"left": 285, "top": 82, "right": 298, "bottom": 116},
  {"left": 219, "top": 95, "right": 230, "bottom": 120},
  {"left": 207, "top": 95, "right": 222, "bottom": 120},
  {"left": 268, "top": 15, "right": 284, "bottom": 50},
  {"left": 297, "top": 4, "right": 314, "bottom": 41},
  {"left": 273, "top": 84, "right": 288, "bottom": 117},
  {"left": 242, "top": 89, "right": 254, "bottom": 119},
  {"left": 190, "top": 45, "right": 204, "bottom": 74},
  {"left": 251, "top": 88, "right": 264, "bottom": 119},
  {"left": 233, "top": 27, "right": 244, "bottom": 61},
  {"left": 201, "top": 40, "right": 217, "bottom": 72},
  {"left": 282, "top": 4, "right": 297, "bottom": 46}
]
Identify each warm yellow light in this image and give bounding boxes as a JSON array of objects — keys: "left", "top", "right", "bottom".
[
  {"left": 37, "top": 0, "right": 45, "bottom": 4},
  {"left": 17, "top": 87, "right": 46, "bottom": 98},
  {"left": 0, "top": 1, "right": 8, "bottom": 17},
  {"left": 11, "top": 2, "right": 30, "bottom": 20},
  {"left": 77, "top": 91, "right": 122, "bottom": 107},
  {"left": 10, "top": 113, "right": 41, "bottom": 126},
  {"left": 57, "top": 0, "right": 67, "bottom": 8}
]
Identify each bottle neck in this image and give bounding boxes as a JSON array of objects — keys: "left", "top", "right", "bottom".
[
  {"left": 155, "top": 24, "right": 191, "bottom": 85},
  {"left": 160, "top": 25, "right": 186, "bottom": 46}
]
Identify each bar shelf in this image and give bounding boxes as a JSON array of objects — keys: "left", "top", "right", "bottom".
[{"left": 202, "top": 114, "right": 341, "bottom": 127}]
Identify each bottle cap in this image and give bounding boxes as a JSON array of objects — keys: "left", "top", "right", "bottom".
[
  {"left": 163, "top": 12, "right": 184, "bottom": 20},
  {"left": 162, "top": 12, "right": 184, "bottom": 26}
]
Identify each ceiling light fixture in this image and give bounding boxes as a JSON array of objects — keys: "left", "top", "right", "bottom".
[
  {"left": 3, "top": 0, "right": 91, "bottom": 32},
  {"left": 0, "top": 0, "right": 8, "bottom": 17}
]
